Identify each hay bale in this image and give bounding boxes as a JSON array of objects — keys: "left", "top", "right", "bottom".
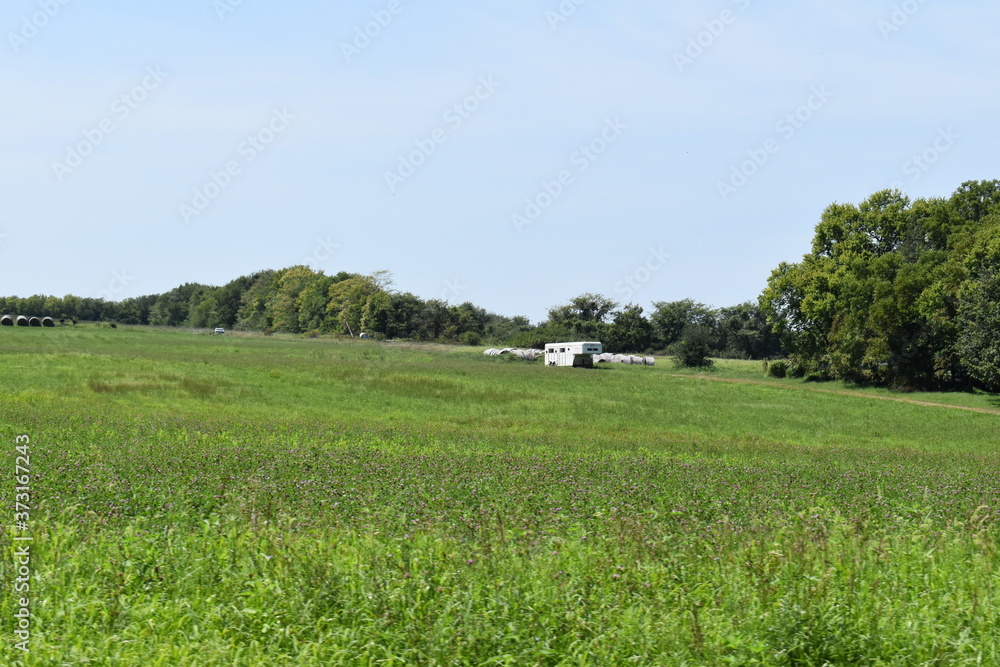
[
  {"left": 28, "top": 317, "right": 41, "bottom": 327},
  {"left": 0, "top": 315, "right": 12, "bottom": 326},
  {"left": 16, "top": 316, "right": 29, "bottom": 327},
  {"left": 42, "top": 317, "right": 55, "bottom": 327}
]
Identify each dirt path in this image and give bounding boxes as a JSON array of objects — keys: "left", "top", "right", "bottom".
[{"left": 663, "top": 373, "right": 1000, "bottom": 416}]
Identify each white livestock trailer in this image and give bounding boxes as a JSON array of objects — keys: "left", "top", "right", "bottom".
[{"left": 544, "top": 341, "right": 602, "bottom": 367}]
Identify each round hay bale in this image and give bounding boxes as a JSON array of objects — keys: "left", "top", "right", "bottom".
[
  {"left": 16, "top": 316, "right": 29, "bottom": 327},
  {"left": 644, "top": 356, "right": 655, "bottom": 366},
  {"left": 28, "top": 317, "right": 41, "bottom": 327},
  {"left": 0, "top": 314, "right": 12, "bottom": 326},
  {"left": 42, "top": 317, "right": 55, "bottom": 327}
]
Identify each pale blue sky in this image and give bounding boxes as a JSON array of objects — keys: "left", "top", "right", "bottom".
[{"left": 2, "top": 1, "right": 998, "bottom": 322}]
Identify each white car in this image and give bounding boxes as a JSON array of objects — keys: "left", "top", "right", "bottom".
[{"left": 214, "top": 328, "right": 225, "bottom": 335}]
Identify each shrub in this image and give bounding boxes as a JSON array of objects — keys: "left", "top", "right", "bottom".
[
  {"left": 766, "top": 360, "right": 789, "bottom": 378},
  {"left": 672, "top": 325, "right": 714, "bottom": 368}
]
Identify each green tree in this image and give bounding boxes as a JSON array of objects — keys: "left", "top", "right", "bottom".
[
  {"left": 444, "top": 302, "right": 488, "bottom": 341},
  {"left": 361, "top": 290, "right": 391, "bottom": 335},
  {"left": 547, "top": 293, "right": 617, "bottom": 340},
  {"left": 268, "top": 266, "right": 315, "bottom": 333},
  {"left": 715, "top": 301, "right": 781, "bottom": 359},
  {"left": 149, "top": 284, "right": 209, "bottom": 327},
  {"left": 604, "top": 304, "right": 653, "bottom": 353},
  {"left": 386, "top": 292, "right": 424, "bottom": 339},
  {"left": 957, "top": 224, "right": 1000, "bottom": 390},
  {"left": 188, "top": 291, "right": 221, "bottom": 329},
  {"left": 215, "top": 273, "right": 261, "bottom": 329},
  {"left": 295, "top": 273, "right": 335, "bottom": 332},
  {"left": 235, "top": 271, "right": 280, "bottom": 330},
  {"left": 114, "top": 295, "right": 154, "bottom": 324},
  {"left": 325, "top": 276, "right": 383, "bottom": 335},
  {"left": 413, "top": 299, "right": 450, "bottom": 341},
  {"left": 650, "top": 299, "right": 715, "bottom": 350},
  {"left": 486, "top": 314, "right": 533, "bottom": 343}
]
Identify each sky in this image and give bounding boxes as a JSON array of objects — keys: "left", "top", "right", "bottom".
[{"left": 2, "top": 1, "right": 998, "bottom": 323}]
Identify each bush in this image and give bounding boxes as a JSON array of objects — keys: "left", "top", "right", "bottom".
[
  {"left": 766, "top": 360, "right": 789, "bottom": 378},
  {"left": 461, "top": 331, "right": 482, "bottom": 346},
  {"left": 672, "top": 325, "right": 714, "bottom": 368}
]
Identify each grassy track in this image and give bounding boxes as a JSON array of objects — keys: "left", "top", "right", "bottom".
[{"left": 1, "top": 326, "right": 998, "bottom": 665}]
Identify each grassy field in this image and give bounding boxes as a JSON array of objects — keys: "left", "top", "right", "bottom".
[{"left": 1, "top": 325, "right": 998, "bottom": 665}]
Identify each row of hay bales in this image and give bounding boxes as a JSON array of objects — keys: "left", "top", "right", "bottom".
[
  {"left": 594, "top": 353, "right": 655, "bottom": 366},
  {"left": 1, "top": 315, "right": 55, "bottom": 327},
  {"left": 483, "top": 348, "right": 544, "bottom": 361}
]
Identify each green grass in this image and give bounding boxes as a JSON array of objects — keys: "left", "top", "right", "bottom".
[{"left": 1, "top": 326, "right": 998, "bottom": 665}]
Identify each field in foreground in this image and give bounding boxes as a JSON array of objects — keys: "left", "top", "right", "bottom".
[{"left": 1, "top": 326, "right": 998, "bottom": 665}]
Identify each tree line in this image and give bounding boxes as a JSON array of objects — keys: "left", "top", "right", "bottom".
[
  {"left": 3, "top": 180, "right": 998, "bottom": 390},
  {"left": 0, "top": 266, "right": 779, "bottom": 359}
]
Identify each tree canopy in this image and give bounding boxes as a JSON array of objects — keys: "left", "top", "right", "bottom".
[{"left": 761, "top": 180, "right": 1000, "bottom": 390}]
